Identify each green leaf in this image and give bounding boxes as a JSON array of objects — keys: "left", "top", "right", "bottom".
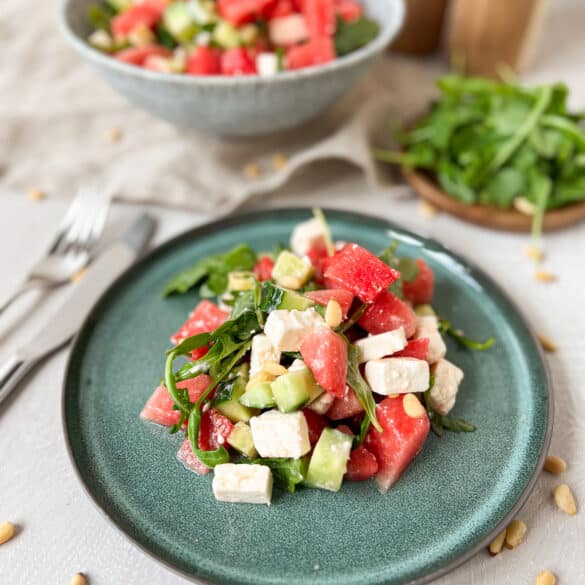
[
  {"left": 188, "top": 407, "right": 230, "bottom": 468},
  {"left": 334, "top": 16, "right": 379, "bottom": 57},
  {"left": 479, "top": 167, "right": 525, "bottom": 208},
  {"left": 438, "top": 319, "right": 495, "bottom": 351},
  {"left": 346, "top": 345, "right": 382, "bottom": 432},
  {"left": 354, "top": 414, "right": 371, "bottom": 447},
  {"left": 88, "top": 4, "right": 115, "bottom": 31},
  {"left": 438, "top": 415, "right": 476, "bottom": 433},
  {"left": 252, "top": 457, "right": 309, "bottom": 493},
  {"left": 156, "top": 23, "right": 178, "bottom": 49},
  {"left": 163, "top": 243, "right": 256, "bottom": 296}
]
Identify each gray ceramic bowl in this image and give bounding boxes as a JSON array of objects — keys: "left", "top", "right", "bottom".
[{"left": 59, "top": 0, "right": 404, "bottom": 136}]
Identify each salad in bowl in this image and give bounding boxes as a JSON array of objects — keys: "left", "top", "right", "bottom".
[{"left": 140, "top": 211, "right": 492, "bottom": 505}]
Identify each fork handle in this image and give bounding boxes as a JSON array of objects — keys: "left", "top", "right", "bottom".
[
  {"left": 0, "top": 279, "right": 46, "bottom": 318},
  {"left": 0, "top": 355, "right": 34, "bottom": 407}
]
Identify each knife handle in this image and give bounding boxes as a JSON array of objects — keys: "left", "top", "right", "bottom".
[{"left": 0, "top": 355, "right": 33, "bottom": 407}]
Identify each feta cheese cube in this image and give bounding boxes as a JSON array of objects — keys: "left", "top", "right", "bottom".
[
  {"left": 364, "top": 357, "right": 430, "bottom": 395},
  {"left": 415, "top": 316, "right": 446, "bottom": 364},
  {"left": 428, "top": 359, "right": 464, "bottom": 415},
  {"left": 288, "top": 358, "right": 308, "bottom": 372},
  {"left": 290, "top": 217, "right": 326, "bottom": 257},
  {"left": 354, "top": 327, "right": 407, "bottom": 363},
  {"left": 250, "top": 334, "right": 281, "bottom": 376},
  {"left": 212, "top": 463, "right": 272, "bottom": 505},
  {"left": 307, "top": 391, "right": 335, "bottom": 414},
  {"left": 250, "top": 410, "right": 311, "bottom": 458},
  {"left": 263, "top": 308, "right": 326, "bottom": 352},
  {"left": 256, "top": 52, "right": 279, "bottom": 77}
]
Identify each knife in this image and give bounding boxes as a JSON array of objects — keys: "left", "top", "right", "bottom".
[{"left": 0, "top": 213, "right": 156, "bottom": 407}]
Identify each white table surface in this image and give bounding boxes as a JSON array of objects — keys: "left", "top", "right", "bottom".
[{"left": 0, "top": 184, "right": 584, "bottom": 584}]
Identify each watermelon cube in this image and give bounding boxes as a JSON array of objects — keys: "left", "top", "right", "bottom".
[
  {"left": 335, "top": 0, "right": 363, "bottom": 22},
  {"left": 111, "top": 3, "right": 163, "bottom": 40},
  {"left": 302, "top": 408, "right": 328, "bottom": 445},
  {"left": 304, "top": 289, "right": 354, "bottom": 318},
  {"left": 299, "top": 328, "right": 347, "bottom": 398},
  {"left": 286, "top": 37, "right": 336, "bottom": 70},
  {"left": 302, "top": 0, "right": 335, "bottom": 38},
  {"left": 266, "top": 0, "right": 296, "bottom": 19},
  {"left": 365, "top": 395, "right": 430, "bottom": 492},
  {"left": 326, "top": 387, "right": 364, "bottom": 420},
  {"left": 140, "top": 375, "right": 213, "bottom": 427},
  {"left": 358, "top": 290, "right": 417, "bottom": 338},
  {"left": 253, "top": 256, "right": 275, "bottom": 281},
  {"left": 187, "top": 47, "right": 222, "bottom": 75},
  {"left": 323, "top": 244, "right": 400, "bottom": 303},
  {"left": 221, "top": 47, "right": 257, "bottom": 75},
  {"left": 393, "top": 338, "right": 430, "bottom": 361},
  {"left": 345, "top": 445, "right": 379, "bottom": 481},
  {"left": 218, "top": 0, "right": 277, "bottom": 26},
  {"left": 115, "top": 45, "right": 172, "bottom": 66},
  {"left": 198, "top": 408, "right": 235, "bottom": 451},
  {"left": 177, "top": 437, "right": 210, "bottom": 475},
  {"left": 402, "top": 258, "right": 434, "bottom": 305},
  {"left": 171, "top": 300, "right": 229, "bottom": 345},
  {"left": 305, "top": 244, "right": 329, "bottom": 284}
]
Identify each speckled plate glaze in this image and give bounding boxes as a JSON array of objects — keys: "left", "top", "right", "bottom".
[{"left": 63, "top": 208, "right": 552, "bottom": 585}]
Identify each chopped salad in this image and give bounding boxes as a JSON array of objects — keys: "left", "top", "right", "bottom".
[
  {"left": 87, "top": 0, "right": 379, "bottom": 75},
  {"left": 141, "top": 211, "right": 493, "bottom": 505}
]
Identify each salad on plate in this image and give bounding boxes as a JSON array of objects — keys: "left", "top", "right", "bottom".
[
  {"left": 141, "top": 211, "right": 493, "bottom": 505},
  {"left": 87, "top": 0, "right": 379, "bottom": 75}
]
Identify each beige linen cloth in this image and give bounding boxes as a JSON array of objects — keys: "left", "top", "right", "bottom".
[{"left": 2, "top": 0, "right": 443, "bottom": 212}]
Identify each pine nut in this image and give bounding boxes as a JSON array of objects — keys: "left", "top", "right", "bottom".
[
  {"left": 27, "top": 188, "right": 45, "bottom": 202},
  {"left": 272, "top": 153, "right": 288, "bottom": 171},
  {"left": 106, "top": 127, "right": 122, "bottom": 143},
  {"left": 418, "top": 201, "right": 438, "bottom": 218},
  {"left": 534, "top": 270, "right": 556, "bottom": 283},
  {"left": 504, "top": 519, "right": 527, "bottom": 549},
  {"left": 247, "top": 371, "right": 275, "bottom": 388},
  {"left": 262, "top": 361, "right": 287, "bottom": 377},
  {"left": 514, "top": 197, "right": 536, "bottom": 216},
  {"left": 535, "top": 570, "right": 556, "bottom": 585},
  {"left": 537, "top": 333, "right": 558, "bottom": 353},
  {"left": 402, "top": 393, "right": 426, "bottom": 419},
  {"left": 278, "top": 275, "right": 302, "bottom": 290},
  {"left": 524, "top": 245, "right": 545, "bottom": 263},
  {"left": 243, "top": 162, "right": 261, "bottom": 179},
  {"left": 553, "top": 483, "right": 577, "bottom": 516},
  {"left": 325, "top": 300, "right": 343, "bottom": 328},
  {"left": 488, "top": 529, "right": 506, "bottom": 556},
  {"left": 0, "top": 521, "right": 16, "bottom": 545},
  {"left": 544, "top": 455, "right": 566, "bottom": 475},
  {"left": 70, "top": 573, "right": 87, "bottom": 585},
  {"left": 70, "top": 267, "right": 88, "bottom": 283}
]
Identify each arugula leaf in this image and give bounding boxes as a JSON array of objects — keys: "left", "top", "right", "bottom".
[
  {"left": 163, "top": 243, "right": 257, "bottom": 296},
  {"left": 377, "top": 243, "right": 420, "bottom": 299},
  {"left": 354, "top": 413, "right": 371, "bottom": 448},
  {"left": 252, "top": 457, "right": 308, "bottom": 493},
  {"left": 156, "top": 23, "right": 178, "bottom": 50},
  {"left": 346, "top": 345, "right": 382, "bottom": 432},
  {"left": 438, "top": 319, "right": 494, "bottom": 351},
  {"left": 88, "top": 4, "right": 115, "bottom": 31},
  {"left": 337, "top": 302, "right": 369, "bottom": 334},
  {"left": 335, "top": 16, "right": 379, "bottom": 57},
  {"left": 438, "top": 415, "right": 476, "bottom": 433}
]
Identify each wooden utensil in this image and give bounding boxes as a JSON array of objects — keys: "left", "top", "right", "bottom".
[{"left": 403, "top": 168, "right": 585, "bottom": 232}]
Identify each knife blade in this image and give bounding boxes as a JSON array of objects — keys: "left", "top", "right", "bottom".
[{"left": 0, "top": 212, "right": 156, "bottom": 406}]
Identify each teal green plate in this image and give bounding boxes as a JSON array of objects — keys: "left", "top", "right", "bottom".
[{"left": 62, "top": 208, "right": 552, "bottom": 585}]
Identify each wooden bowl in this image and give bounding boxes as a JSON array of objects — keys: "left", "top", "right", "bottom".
[{"left": 403, "top": 168, "right": 585, "bottom": 232}]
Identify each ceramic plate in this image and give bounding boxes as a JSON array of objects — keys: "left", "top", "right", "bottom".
[{"left": 63, "top": 208, "right": 552, "bottom": 585}]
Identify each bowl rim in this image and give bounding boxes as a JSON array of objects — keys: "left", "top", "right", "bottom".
[{"left": 58, "top": 0, "right": 405, "bottom": 86}]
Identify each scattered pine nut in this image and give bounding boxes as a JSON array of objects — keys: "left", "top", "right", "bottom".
[
  {"left": 27, "top": 188, "right": 45, "bottom": 202},
  {"left": 553, "top": 483, "right": 577, "bottom": 516},
  {"left": 488, "top": 529, "right": 506, "bottom": 556},
  {"left": 0, "top": 521, "right": 16, "bottom": 545},
  {"left": 70, "top": 267, "right": 88, "bottom": 283},
  {"left": 544, "top": 455, "right": 567, "bottom": 474},
  {"left": 514, "top": 197, "right": 536, "bottom": 216},
  {"left": 418, "top": 201, "right": 438, "bottom": 218},
  {"left": 537, "top": 333, "right": 558, "bottom": 353},
  {"left": 128, "top": 23, "right": 155, "bottom": 46},
  {"left": 70, "top": 573, "right": 87, "bottom": 585},
  {"left": 272, "top": 153, "right": 288, "bottom": 171},
  {"left": 243, "top": 162, "right": 261, "bottom": 179},
  {"left": 247, "top": 371, "right": 276, "bottom": 388},
  {"left": 403, "top": 393, "right": 426, "bottom": 419},
  {"left": 534, "top": 270, "right": 556, "bottom": 283},
  {"left": 504, "top": 519, "right": 527, "bottom": 549},
  {"left": 262, "top": 361, "right": 287, "bottom": 377},
  {"left": 106, "top": 127, "right": 122, "bottom": 143},
  {"left": 535, "top": 570, "right": 556, "bottom": 585},
  {"left": 278, "top": 275, "right": 302, "bottom": 290},
  {"left": 524, "top": 245, "right": 545, "bottom": 263},
  {"left": 325, "top": 300, "right": 343, "bottom": 328}
]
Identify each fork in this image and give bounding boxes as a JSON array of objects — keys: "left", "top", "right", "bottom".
[{"left": 0, "top": 184, "right": 113, "bottom": 317}]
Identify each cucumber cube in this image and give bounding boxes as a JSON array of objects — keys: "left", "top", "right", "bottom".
[
  {"left": 213, "top": 20, "right": 240, "bottom": 49},
  {"left": 305, "top": 428, "right": 353, "bottom": 492},
  {"left": 164, "top": 2, "right": 198, "bottom": 42},
  {"left": 271, "top": 371, "right": 311, "bottom": 413},
  {"left": 272, "top": 251, "right": 314, "bottom": 289},
  {"left": 260, "top": 282, "right": 314, "bottom": 312},
  {"left": 227, "top": 422, "right": 257, "bottom": 458},
  {"left": 228, "top": 271, "right": 255, "bottom": 292},
  {"left": 240, "top": 382, "right": 276, "bottom": 409},
  {"left": 287, "top": 364, "right": 324, "bottom": 403}
]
